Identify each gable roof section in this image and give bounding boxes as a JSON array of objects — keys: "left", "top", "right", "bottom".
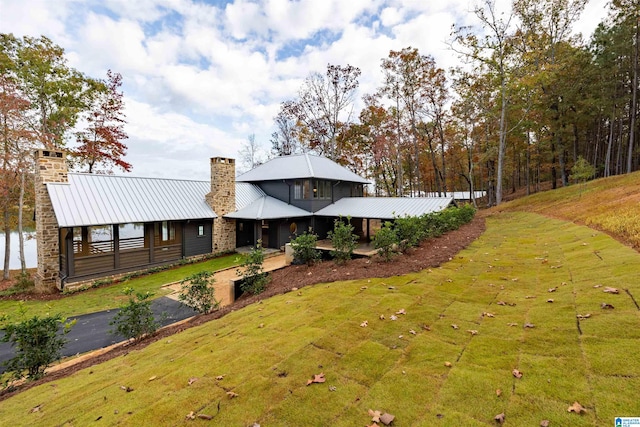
[
  {"left": 314, "top": 197, "right": 455, "bottom": 220},
  {"left": 236, "top": 153, "right": 369, "bottom": 184},
  {"left": 47, "top": 173, "right": 216, "bottom": 227},
  {"left": 228, "top": 183, "right": 311, "bottom": 220}
]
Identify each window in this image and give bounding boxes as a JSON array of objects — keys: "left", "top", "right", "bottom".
[
  {"left": 161, "top": 221, "right": 175, "bottom": 241},
  {"left": 313, "top": 180, "right": 331, "bottom": 200},
  {"left": 119, "top": 223, "right": 145, "bottom": 250},
  {"left": 351, "top": 184, "right": 363, "bottom": 197},
  {"left": 294, "top": 179, "right": 311, "bottom": 199},
  {"left": 198, "top": 225, "right": 205, "bottom": 237}
]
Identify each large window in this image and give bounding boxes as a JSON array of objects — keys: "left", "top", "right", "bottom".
[
  {"left": 294, "top": 179, "right": 311, "bottom": 199},
  {"left": 155, "top": 221, "right": 177, "bottom": 244},
  {"left": 313, "top": 180, "right": 332, "bottom": 200},
  {"left": 119, "top": 223, "right": 145, "bottom": 250}
]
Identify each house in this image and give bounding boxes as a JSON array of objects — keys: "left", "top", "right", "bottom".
[{"left": 33, "top": 150, "right": 454, "bottom": 292}]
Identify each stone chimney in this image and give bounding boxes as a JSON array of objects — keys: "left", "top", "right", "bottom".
[
  {"left": 206, "top": 157, "right": 236, "bottom": 253},
  {"left": 34, "top": 149, "right": 67, "bottom": 292}
]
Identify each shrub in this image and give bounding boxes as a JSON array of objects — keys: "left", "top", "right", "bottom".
[
  {"left": 179, "top": 271, "right": 218, "bottom": 313},
  {"left": 394, "top": 215, "right": 423, "bottom": 251},
  {"left": 290, "top": 230, "right": 321, "bottom": 266},
  {"left": 237, "top": 242, "right": 269, "bottom": 295},
  {"left": 1, "top": 309, "right": 74, "bottom": 381},
  {"left": 110, "top": 288, "right": 158, "bottom": 341},
  {"left": 373, "top": 221, "right": 399, "bottom": 261},
  {"left": 327, "top": 216, "right": 358, "bottom": 264}
]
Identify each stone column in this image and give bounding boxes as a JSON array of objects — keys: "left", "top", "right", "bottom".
[
  {"left": 206, "top": 157, "right": 236, "bottom": 253},
  {"left": 34, "top": 149, "right": 67, "bottom": 292}
]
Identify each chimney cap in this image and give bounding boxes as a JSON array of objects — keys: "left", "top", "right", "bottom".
[
  {"left": 211, "top": 157, "right": 235, "bottom": 164},
  {"left": 35, "top": 149, "right": 66, "bottom": 158}
]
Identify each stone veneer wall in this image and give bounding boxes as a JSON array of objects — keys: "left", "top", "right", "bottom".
[
  {"left": 34, "top": 149, "right": 67, "bottom": 292},
  {"left": 206, "top": 157, "right": 236, "bottom": 253}
]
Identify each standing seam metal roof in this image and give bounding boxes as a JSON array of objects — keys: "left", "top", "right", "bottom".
[
  {"left": 47, "top": 173, "right": 217, "bottom": 227},
  {"left": 314, "top": 197, "right": 454, "bottom": 219},
  {"left": 235, "top": 153, "right": 369, "bottom": 184}
]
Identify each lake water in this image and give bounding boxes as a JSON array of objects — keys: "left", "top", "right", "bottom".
[{"left": 0, "top": 232, "right": 38, "bottom": 269}]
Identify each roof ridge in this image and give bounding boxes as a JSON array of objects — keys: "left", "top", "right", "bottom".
[
  {"left": 66, "top": 172, "right": 209, "bottom": 184},
  {"left": 304, "top": 153, "right": 314, "bottom": 176}
]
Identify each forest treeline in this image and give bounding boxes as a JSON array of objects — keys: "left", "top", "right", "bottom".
[{"left": 269, "top": 0, "right": 639, "bottom": 206}]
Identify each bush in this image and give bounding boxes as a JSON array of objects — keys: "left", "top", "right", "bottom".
[
  {"left": 394, "top": 215, "right": 424, "bottom": 251},
  {"left": 328, "top": 216, "right": 358, "bottom": 264},
  {"left": 237, "top": 242, "right": 269, "bottom": 295},
  {"left": 179, "top": 271, "right": 218, "bottom": 313},
  {"left": 373, "top": 221, "right": 399, "bottom": 261},
  {"left": 110, "top": 288, "right": 158, "bottom": 341},
  {"left": 290, "top": 230, "right": 321, "bottom": 266},
  {"left": 1, "top": 309, "right": 74, "bottom": 381}
]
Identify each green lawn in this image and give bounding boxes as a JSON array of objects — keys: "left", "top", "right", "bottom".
[
  {"left": 0, "top": 253, "right": 243, "bottom": 327},
  {"left": 2, "top": 211, "right": 639, "bottom": 425}
]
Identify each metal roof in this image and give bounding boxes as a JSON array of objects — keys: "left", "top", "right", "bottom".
[
  {"left": 236, "top": 153, "right": 369, "bottom": 184},
  {"left": 235, "top": 182, "right": 267, "bottom": 210},
  {"left": 225, "top": 194, "right": 311, "bottom": 220},
  {"left": 47, "top": 173, "right": 216, "bottom": 227},
  {"left": 424, "top": 191, "right": 486, "bottom": 200},
  {"left": 314, "top": 197, "right": 455, "bottom": 220}
]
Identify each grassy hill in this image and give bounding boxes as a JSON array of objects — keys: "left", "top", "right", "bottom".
[{"left": 2, "top": 176, "right": 640, "bottom": 426}]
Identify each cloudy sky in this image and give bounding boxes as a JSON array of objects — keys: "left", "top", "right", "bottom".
[{"left": 0, "top": 0, "right": 609, "bottom": 180}]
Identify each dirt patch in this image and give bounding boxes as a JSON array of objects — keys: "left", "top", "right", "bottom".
[{"left": 0, "top": 216, "right": 485, "bottom": 401}]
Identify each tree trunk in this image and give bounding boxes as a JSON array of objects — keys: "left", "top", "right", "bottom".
[
  {"left": 605, "top": 112, "right": 615, "bottom": 177},
  {"left": 18, "top": 171, "right": 26, "bottom": 274},
  {"left": 496, "top": 74, "right": 508, "bottom": 205},
  {"left": 628, "top": 22, "right": 639, "bottom": 174},
  {"left": 3, "top": 210, "right": 10, "bottom": 280}
]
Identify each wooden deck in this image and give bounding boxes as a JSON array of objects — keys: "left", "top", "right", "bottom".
[{"left": 315, "top": 239, "right": 378, "bottom": 257}]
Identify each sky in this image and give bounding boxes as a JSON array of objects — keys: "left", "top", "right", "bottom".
[{"left": 0, "top": 0, "right": 610, "bottom": 180}]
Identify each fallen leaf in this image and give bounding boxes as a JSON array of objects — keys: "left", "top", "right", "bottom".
[
  {"left": 483, "top": 312, "right": 495, "bottom": 318},
  {"left": 379, "top": 314, "right": 385, "bottom": 320},
  {"left": 396, "top": 309, "right": 406, "bottom": 315},
  {"left": 398, "top": 335, "right": 404, "bottom": 339},
  {"left": 548, "top": 287, "right": 557, "bottom": 293},
  {"left": 603, "top": 287, "right": 619, "bottom": 294},
  {"left": 306, "top": 373, "right": 325, "bottom": 386},
  {"left": 601, "top": 303, "right": 614, "bottom": 309},
  {"left": 366, "top": 424, "right": 380, "bottom": 427},
  {"left": 507, "top": 322, "right": 518, "bottom": 327},
  {"left": 368, "top": 409, "right": 382, "bottom": 422},
  {"left": 567, "top": 401, "right": 586, "bottom": 414},
  {"left": 120, "top": 385, "right": 133, "bottom": 392},
  {"left": 380, "top": 413, "right": 395, "bottom": 425},
  {"left": 451, "top": 324, "right": 459, "bottom": 330},
  {"left": 467, "top": 329, "right": 478, "bottom": 335},
  {"left": 593, "top": 284, "right": 602, "bottom": 288},
  {"left": 148, "top": 376, "right": 157, "bottom": 381},
  {"left": 388, "top": 286, "right": 396, "bottom": 290},
  {"left": 215, "top": 375, "right": 224, "bottom": 380},
  {"left": 494, "top": 412, "right": 506, "bottom": 423},
  {"left": 328, "top": 385, "right": 337, "bottom": 392},
  {"left": 185, "top": 411, "right": 196, "bottom": 420},
  {"left": 188, "top": 377, "right": 198, "bottom": 386},
  {"left": 360, "top": 320, "right": 368, "bottom": 327},
  {"left": 422, "top": 324, "right": 431, "bottom": 331},
  {"left": 525, "top": 295, "right": 536, "bottom": 299},
  {"left": 390, "top": 315, "right": 398, "bottom": 321},
  {"left": 445, "top": 361, "right": 452, "bottom": 367},
  {"left": 258, "top": 323, "right": 265, "bottom": 328},
  {"left": 576, "top": 314, "right": 591, "bottom": 319},
  {"left": 497, "top": 301, "right": 506, "bottom": 306},
  {"left": 496, "top": 389, "right": 502, "bottom": 397},
  {"left": 409, "top": 329, "right": 416, "bottom": 335},
  {"left": 540, "top": 420, "right": 550, "bottom": 427},
  {"left": 524, "top": 323, "right": 535, "bottom": 328},
  {"left": 30, "top": 404, "right": 42, "bottom": 413},
  {"left": 197, "top": 414, "right": 213, "bottom": 420},
  {"left": 226, "top": 391, "right": 238, "bottom": 398},
  {"left": 291, "top": 287, "right": 298, "bottom": 291},
  {"left": 547, "top": 299, "right": 554, "bottom": 303},
  {"left": 360, "top": 286, "right": 368, "bottom": 290},
  {"left": 561, "top": 282, "right": 567, "bottom": 286},
  {"left": 512, "top": 369, "right": 523, "bottom": 379}
]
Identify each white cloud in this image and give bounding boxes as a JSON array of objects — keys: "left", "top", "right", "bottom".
[{"left": 0, "top": 0, "right": 610, "bottom": 181}]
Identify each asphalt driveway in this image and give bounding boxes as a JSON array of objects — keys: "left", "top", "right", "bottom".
[{"left": 0, "top": 297, "right": 196, "bottom": 374}]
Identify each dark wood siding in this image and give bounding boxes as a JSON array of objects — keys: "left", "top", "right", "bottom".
[
  {"left": 74, "top": 254, "right": 115, "bottom": 277},
  {"left": 184, "top": 221, "right": 212, "bottom": 257},
  {"left": 153, "top": 244, "right": 181, "bottom": 263}
]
